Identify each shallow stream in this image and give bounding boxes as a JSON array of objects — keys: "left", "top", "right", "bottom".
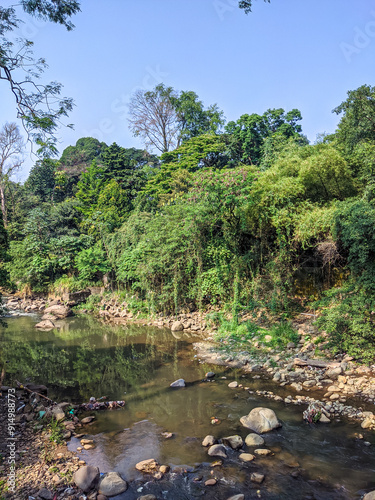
[{"left": 1, "top": 313, "right": 375, "bottom": 499}]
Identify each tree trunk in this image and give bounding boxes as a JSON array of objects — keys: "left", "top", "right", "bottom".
[{"left": 0, "top": 185, "right": 7, "bottom": 227}]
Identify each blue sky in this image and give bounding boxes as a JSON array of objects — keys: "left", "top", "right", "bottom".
[{"left": 2, "top": 0, "right": 375, "bottom": 180}]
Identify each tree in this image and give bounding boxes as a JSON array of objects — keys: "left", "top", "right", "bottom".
[
  {"left": 128, "top": 84, "right": 225, "bottom": 153},
  {"left": 226, "top": 108, "right": 306, "bottom": 166},
  {"left": 60, "top": 137, "right": 107, "bottom": 167},
  {"left": 0, "top": 1, "right": 80, "bottom": 156},
  {"left": 0, "top": 123, "right": 24, "bottom": 225},
  {"left": 26, "top": 158, "right": 58, "bottom": 202},
  {"left": 333, "top": 85, "right": 375, "bottom": 156}
]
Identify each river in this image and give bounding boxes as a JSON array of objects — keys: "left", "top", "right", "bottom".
[{"left": 1, "top": 313, "right": 375, "bottom": 499}]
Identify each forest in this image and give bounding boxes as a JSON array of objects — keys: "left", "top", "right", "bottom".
[{"left": 1, "top": 82, "right": 375, "bottom": 361}]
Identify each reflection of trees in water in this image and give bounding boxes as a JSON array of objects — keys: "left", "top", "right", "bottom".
[{"left": 1, "top": 317, "right": 183, "bottom": 402}]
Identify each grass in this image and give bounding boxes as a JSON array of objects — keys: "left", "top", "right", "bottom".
[
  {"left": 208, "top": 312, "right": 299, "bottom": 349},
  {"left": 48, "top": 418, "right": 64, "bottom": 445}
]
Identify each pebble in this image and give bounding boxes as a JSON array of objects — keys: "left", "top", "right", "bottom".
[
  {"left": 205, "top": 478, "right": 217, "bottom": 486},
  {"left": 250, "top": 472, "right": 265, "bottom": 483}
]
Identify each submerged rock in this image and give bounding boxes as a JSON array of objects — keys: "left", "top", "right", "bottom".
[
  {"left": 245, "top": 433, "right": 265, "bottom": 446},
  {"left": 35, "top": 319, "right": 55, "bottom": 330},
  {"left": 240, "top": 407, "right": 281, "bottom": 433},
  {"left": 250, "top": 472, "right": 265, "bottom": 484}
]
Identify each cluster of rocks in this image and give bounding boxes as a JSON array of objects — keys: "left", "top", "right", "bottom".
[
  {"left": 96, "top": 295, "right": 210, "bottom": 333},
  {"left": 198, "top": 407, "right": 282, "bottom": 487},
  {"left": 6, "top": 296, "right": 72, "bottom": 330},
  {"left": 194, "top": 316, "right": 375, "bottom": 428}
]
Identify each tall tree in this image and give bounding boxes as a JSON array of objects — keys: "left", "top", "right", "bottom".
[
  {"left": 333, "top": 84, "right": 375, "bottom": 156},
  {"left": 128, "top": 84, "right": 225, "bottom": 153},
  {"left": 0, "top": 123, "right": 24, "bottom": 225},
  {"left": 0, "top": 1, "right": 80, "bottom": 156}
]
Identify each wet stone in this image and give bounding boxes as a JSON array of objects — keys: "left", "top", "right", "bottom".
[
  {"left": 250, "top": 472, "right": 265, "bottom": 484},
  {"left": 208, "top": 444, "right": 227, "bottom": 458},
  {"left": 202, "top": 435, "right": 216, "bottom": 447}
]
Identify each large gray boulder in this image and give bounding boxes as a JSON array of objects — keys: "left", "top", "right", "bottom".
[
  {"left": 240, "top": 407, "right": 281, "bottom": 433},
  {"left": 73, "top": 465, "right": 100, "bottom": 492},
  {"left": 44, "top": 304, "right": 72, "bottom": 319},
  {"left": 99, "top": 471, "right": 128, "bottom": 497}
]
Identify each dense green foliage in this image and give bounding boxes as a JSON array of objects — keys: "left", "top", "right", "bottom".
[{"left": 5, "top": 82, "right": 375, "bottom": 361}]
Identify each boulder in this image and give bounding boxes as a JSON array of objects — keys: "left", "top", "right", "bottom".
[
  {"left": 44, "top": 304, "right": 72, "bottom": 319},
  {"left": 99, "top": 472, "right": 128, "bottom": 497},
  {"left": 245, "top": 433, "right": 265, "bottom": 446},
  {"left": 364, "top": 492, "right": 375, "bottom": 500},
  {"left": 202, "top": 435, "right": 216, "bottom": 447},
  {"left": 73, "top": 465, "right": 100, "bottom": 492},
  {"left": 135, "top": 458, "right": 158, "bottom": 473},
  {"left": 240, "top": 407, "right": 281, "bottom": 433},
  {"left": 171, "top": 321, "right": 184, "bottom": 332},
  {"left": 170, "top": 378, "right": 185, "bottom": 388},
  {"left": 207, "top": 444, "right": 227, "bottom": 458},
  {"left": 222, "top": 435, "right": 243, "bottom": 450},
  {"left": 35, "top": 320, "right": 55, "bottom": 330}
]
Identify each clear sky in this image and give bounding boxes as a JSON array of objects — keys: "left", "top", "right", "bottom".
[{"left": 2, "top": 0, "right": 375, "bottom": 180}]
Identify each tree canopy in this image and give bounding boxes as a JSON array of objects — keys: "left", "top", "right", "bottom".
[{"left": 0, "top": 1, "right": 80, "bottom": 156}]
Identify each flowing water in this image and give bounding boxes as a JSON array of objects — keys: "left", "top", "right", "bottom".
[{"left": 1, "top": 313, "right": 375, "bottom": 499}]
